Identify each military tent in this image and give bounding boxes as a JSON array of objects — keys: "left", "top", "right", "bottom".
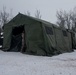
[{"left": 3, "top": 13, "right": 73, "bottom": 56}]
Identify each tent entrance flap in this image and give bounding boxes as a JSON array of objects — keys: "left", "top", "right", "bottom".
[{"left": 10, "top": 25, "right": 26, "bottom": 52}]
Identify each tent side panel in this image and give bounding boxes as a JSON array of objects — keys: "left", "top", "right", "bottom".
[
  {"left": 71, "top": 32, "right": 76, "bottom": 49},
  {"left": 67, "top": 32, "right": 72, "bottom": 51},
  {"left": 54, "top": 28, "right": 65, "bottom": 53},
  {"left": 3, "top": 25, "right": 12, "bottom": 51},
  {"left": 43, "top": 24, "right": 56, "bottom": 55},
  {"left": 62, "top": 30, "right": 72, "bottom": 52},
  {"left": 24, "top": 22, "right": 46, "bottom": 55},
  {"left": 74, "top": 32, "right": 76, "bottom": 48}
]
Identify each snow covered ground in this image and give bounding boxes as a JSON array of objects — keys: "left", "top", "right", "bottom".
[{"left": 0, "top": 50, "right": 76, "bottom": 75}]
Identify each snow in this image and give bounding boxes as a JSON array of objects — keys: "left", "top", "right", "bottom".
[
  {"left": 0, "top": 45, "right": 2, "bottom": 48},
  {"left": 0, "top": 32, "right": 3, "bottom": 35},
  {"left": 0, "top": 50, "right": 76, "bottom": 75}
]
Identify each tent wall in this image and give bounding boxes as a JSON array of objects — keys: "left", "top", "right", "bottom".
[
  {"left": 24, "top": 22, "right": 46, "bottom": 55},
  {"left": 74, "top": 33, "right": 76, "bottom": 48},
  {"left": 3, "top": 25, "right": 12, "bottom": 51},
  {"left": 43, "top": 24, "right": 56, "bottom": 55},
  {"left": 43, "top": 24, "right": 73, "bottom": 55},
  {"left": 54, "top": 27, "right": 64, "bottom": 53},
  {"left": 67, "top": 31, "right": 72, "bottom": 51},
  {"left": 63, "top": 34, "right": 70, "bottom": 51},
  {"left": 3, "top": 22, "right": 46, "bottom": 55},
  {"left": 54, "top": 28, "right": 72, "bottom": 53},
  {"left": 72, "top": 32, "right": 76, "bottom": 49}
]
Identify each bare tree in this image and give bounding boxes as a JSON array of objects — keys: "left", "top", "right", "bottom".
[
  {"left": 56, "top": 7, "right": 76, "bottom": 30},
  {"left": 25, "top": 11, "right": 31, "bottom": 16},
  {"left": 56, "top": 10, "right": 65, "bottom": 28},
  {"left": 9, "top": 8, "right": 13, "bottom": 20},
  {"left": 27, "top": 11, "right": 31, "bottom": 16},
  {"left": 35, "top": 9, "right": 42, "bottom": 19},
  {"left": 70, "top": 7, "right": 76, "bottom": 30},
  {"left": 64, "top": 11, "right": 71, "bottom": 29},
  {"left": 0, "top": 6, "right": 9, "bottom": 27},
  {"left": 24, "top": 9, "right": 42, "bottom": 19},
  {"left": 0, "top": 6, "right": 13, "bottom": 29}
]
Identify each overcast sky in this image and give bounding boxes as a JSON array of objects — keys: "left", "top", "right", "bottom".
[{"left": 0, "top": 0, "right": 76, "bottom": 24}]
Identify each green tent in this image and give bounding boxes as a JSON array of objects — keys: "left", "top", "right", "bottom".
[{"left": 3, "top": 13, "right": 73, "bottom": 56}]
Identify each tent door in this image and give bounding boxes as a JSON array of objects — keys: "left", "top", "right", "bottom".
[{"left": 10, "top": 25, "right": 26, "bottom": 52}]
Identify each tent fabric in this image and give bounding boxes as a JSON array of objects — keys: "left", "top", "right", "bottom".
[
  {"left": 72, "top": 32, "right": 76, "bottom": 49},
  {"left": 3, "top": 13, "right": 74, "bottom": 56},
  {"left": 9, "top": 34, "right": 22, "bottom": 52}
]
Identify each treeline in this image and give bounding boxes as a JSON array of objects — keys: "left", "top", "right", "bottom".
[
  {"left": 56, "top": 6, "right": 76, "bottom": 31},
  {"left": 0, "top": 6, "right": 76, "bottom": 32}
]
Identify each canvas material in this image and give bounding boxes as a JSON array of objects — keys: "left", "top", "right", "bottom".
[{"left": 3, "top": 13, "right": 73, "bottom": 56}]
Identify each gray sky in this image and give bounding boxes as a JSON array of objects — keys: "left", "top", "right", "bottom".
[{"left": 0, "top": 0, "right": 76, "bottom": 24}]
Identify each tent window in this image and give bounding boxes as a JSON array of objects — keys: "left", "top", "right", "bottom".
[
  {"left": 62, "top": 30, "right": 67, "bottom": 37},
  {"left": 45, "top": 26, "right": 53, "bottom": 35}
]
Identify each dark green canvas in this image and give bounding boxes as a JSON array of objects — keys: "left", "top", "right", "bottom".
[{"left": 3, "top": 13, "right": 74, "bottom": 56}]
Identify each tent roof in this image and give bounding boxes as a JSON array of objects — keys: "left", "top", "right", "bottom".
[
  {"left": 5, "top": 13, "right": 56, "bottom": 27},
  {"left": 4, "top": 13, "right": 67, "bottom": 30}
]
